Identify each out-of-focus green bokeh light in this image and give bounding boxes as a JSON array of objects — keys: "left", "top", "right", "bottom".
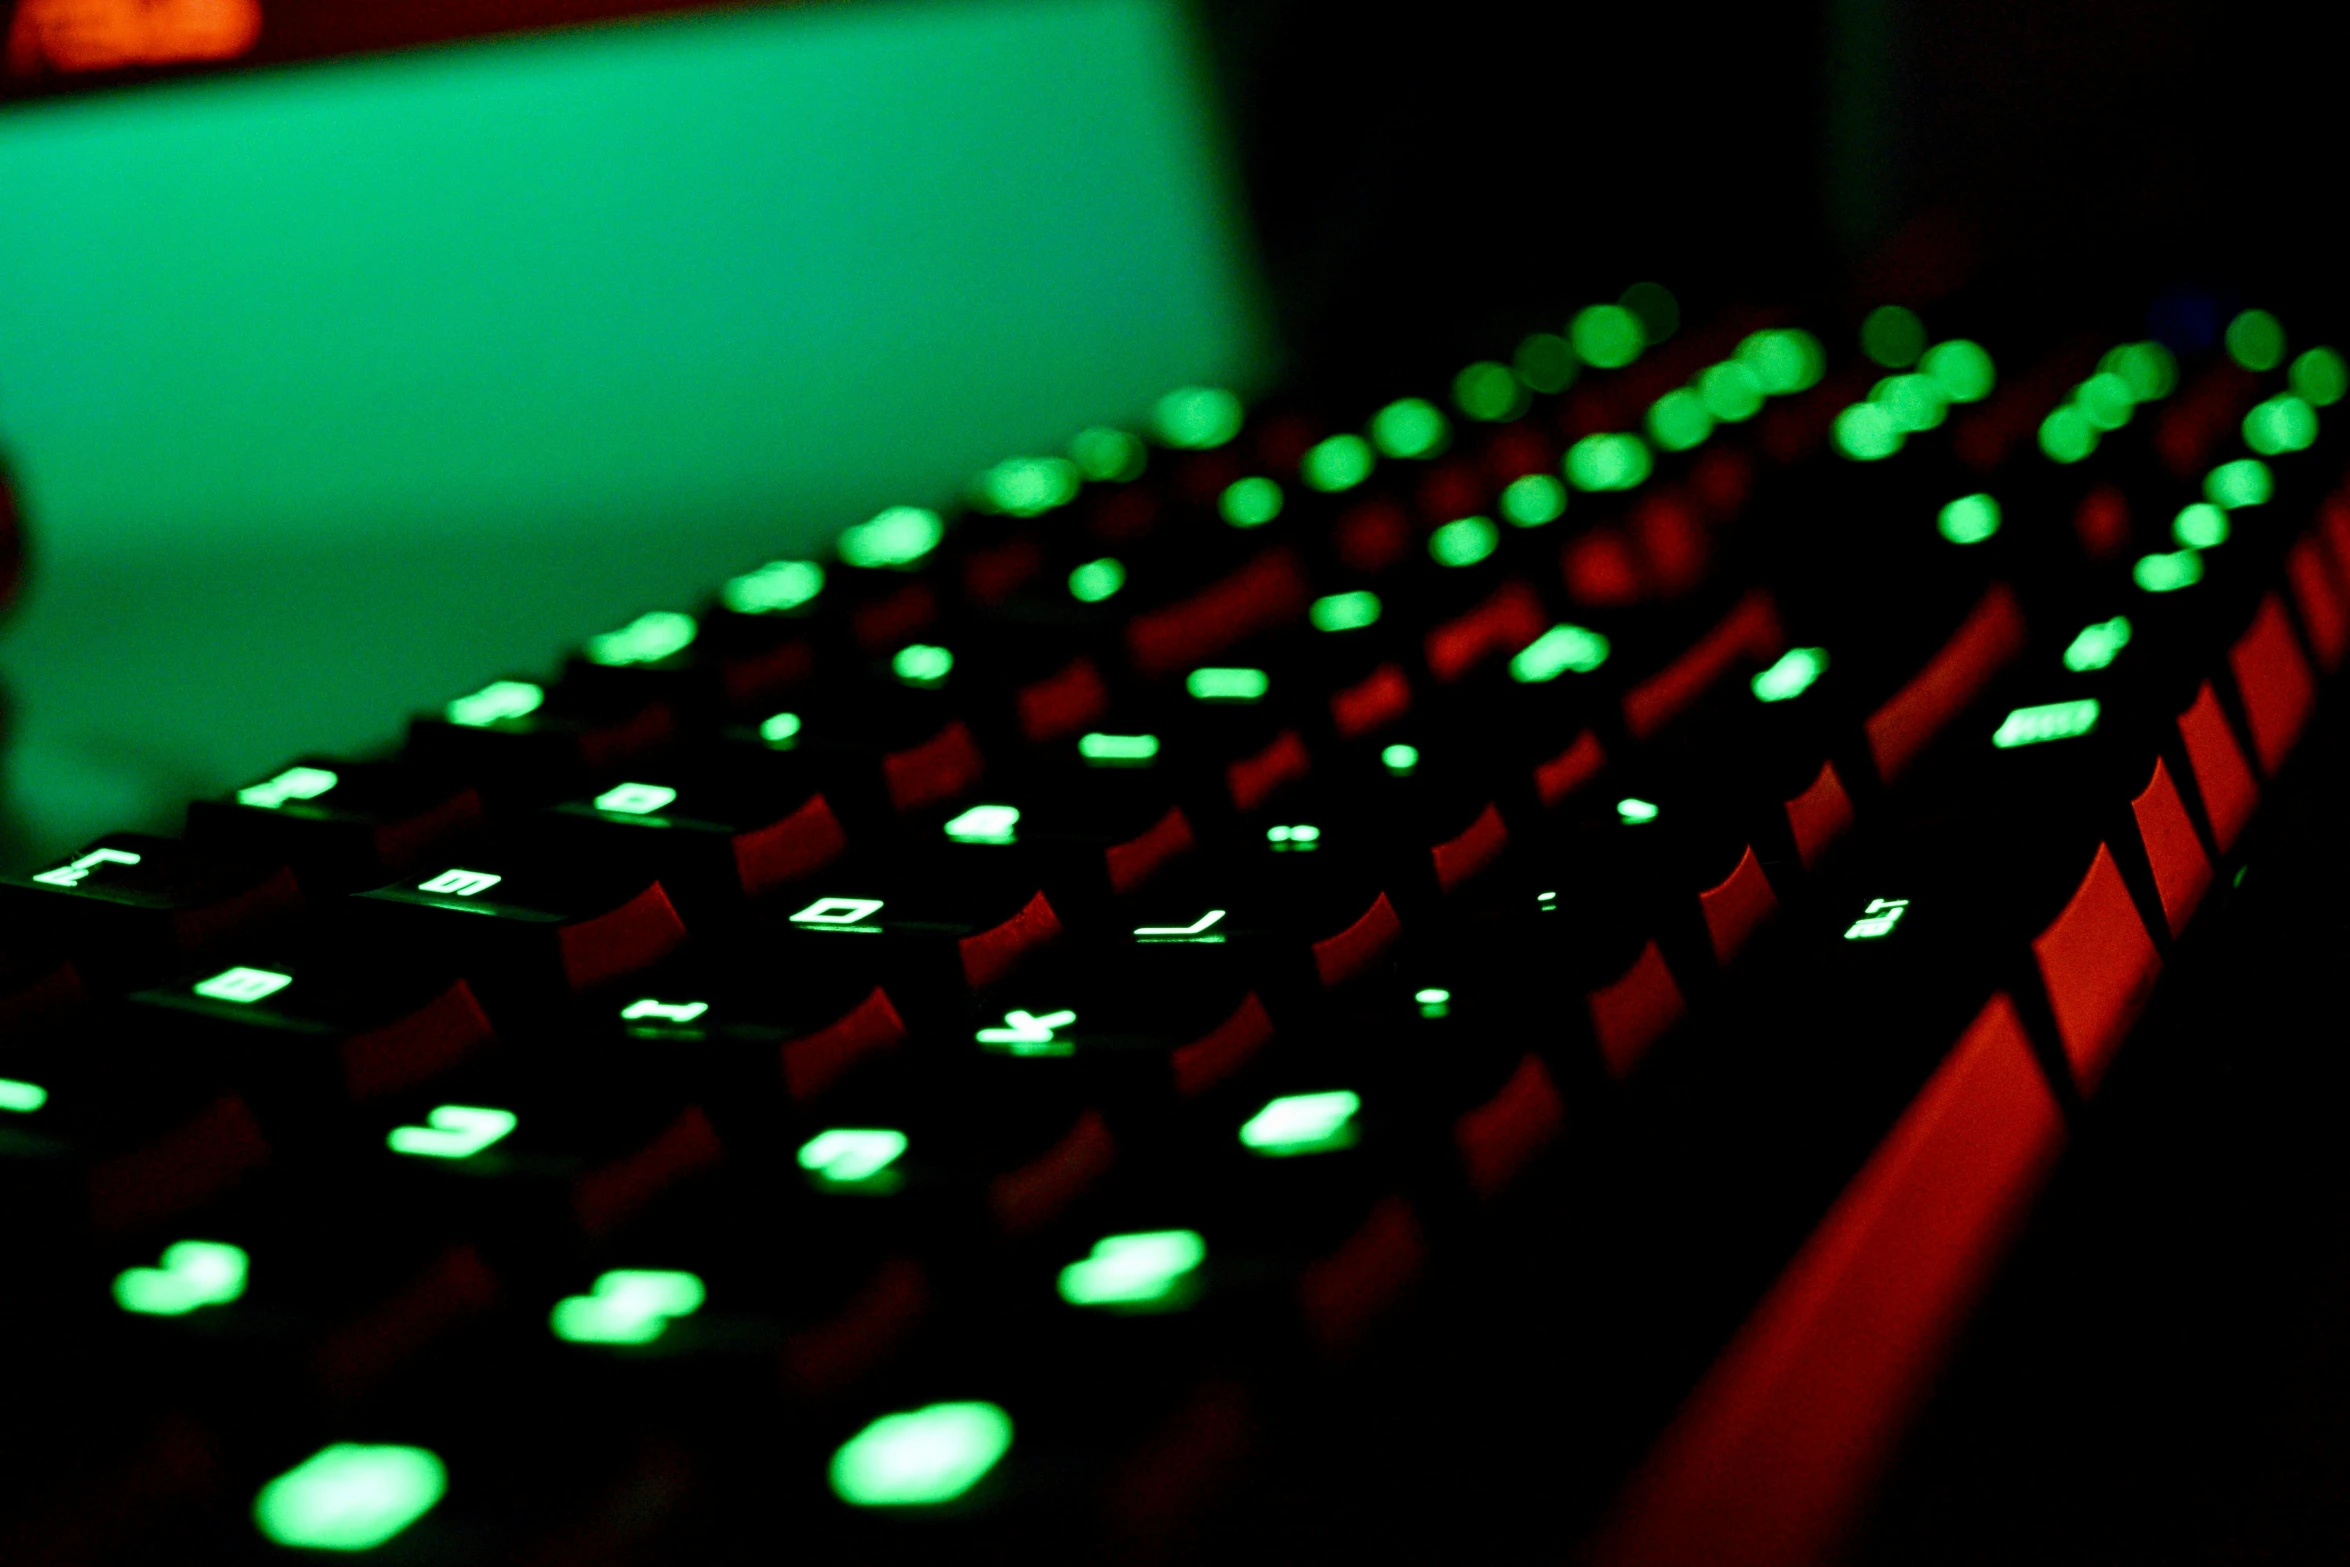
[
  {"left": 2290, "top": 347, "right": 2348, "bottom": 407},
  {"left": 1874, "top": 374, "right": 1947, "bottom": 432},
  {"left": 1565, "top": 432, "right": 1653, "bottom": 491},
  {"left": 1738, "top": 329, "right": 1826, "bottom": 394},
  {"left": 2038, "top": 405, "right": 2097, "bottom": 464},
  {"left": 1453, "top": 361, "right": 1526, "bottom": 422},
  {"left": 1501, "top": 473, "right": 1566, "bottom": 526},
  {"left": 1514, "top": 332, "right": 1577, "bottom": 394},
  {"left": 2073, "top": 373, "right": 2135, "bottom": 432},
  {"left": 1697, "top": 361, "right": 1765, "bottom": 422},
  {"left": 1219, "top": 476, "right": 1283, "bottom": 527},
  {"left": 1646, "top": 388, "right": 1714, "bottom": 451},
  {"left": 1620, "top": 281, "right": 1680, "bottom": 344},
  {"left": 1068, "top": 557, "right": 1125, "bottom": 603},
  {"left": 1069, "top": 427, "right": 1145, "bottom": 482},
  {"left": 253, "top": 1445, "right": 447, "bottom": 1552},
  {"left": 2104, "top": 341, "right": 2177, "bottom": 403},
  {"left": 2134, "top": 549, "right": 2204, "bottom": 592},
  {"left": 2207, "top": 457, "right": 2274, "bottom": 508},
  {"left": 830, "top": 1403, "right": 1014, "bottom": 1508},
  {"left": 1369, "top": 398, "right": 1447, "bottom": 459},
  {"left": 2173, "top": 502, "right": 2229, "bottom": 549},
  {"left": 2243, "top": 395, "right": 2318, "bottom": 455},
  {"left": 1938, "top": 493, "right": 2001, "bottom": 545},
  {"left": 1428, "top": 515, "right": 1498, "bottom": 567},
  {"left": 1919, "top": 338, "right": 1996, "bottom": 402},
  {"left": 1571, "top": 304, "right": 1645, "bottom": 370},
  {"left": 1834, "top": 402, "right": 1903, "bottom": 460},
  {"left": 1300, "top": 433, "right": 1374, "bottom": 492},
  {"left": 1153, "top": 385, "right": 1244, "bottom": 449},
  {"left": 1309, "top": 590, "right": 1380, "bottom": 631},
  {"left": 1860, "top": 305, "right": 1927, "bottom": 368},
  {"left": 2226, "top": 308, "right": 2287, "bottom": 372},
  {"left": 973, "top": 455, "right": 1080, "bottom": 515}
]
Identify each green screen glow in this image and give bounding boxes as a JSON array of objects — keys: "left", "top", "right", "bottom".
[
  {"left": 2207, "top": 458, "right": 2274, "bottom": 509},
  {"left": 1646, "top": 388, "right": 1714, "bottom": 451},
  {"left": 2063, "top": 616, "right": 2132, "bottom": 671},
  {"left": 723, "top": 559, "right": 824, "bottom": 615},
  {"left": 1617, "top": 796, "right": 1660, "bottom": 824},
  {"left": 0, "top": 1078, "right": 47, "bottom": 1113},
  {"left": 1565, "top": 433, "right": 1652, "bottom": 491},
  {"left": 2135, "top": 550, "right": 2205, "bottom": 592},
  {"left": 1310, "top": 590, "right": 1381, "bottom": 631},
  {"left": 1751, "top": 647, "right": 1828, "bottom": 702},
  {"left": 973, "top": 455, "right": 1080, "bottom": 516},
  {"left": 1454, "top": 361, "right": 1526, "bottom": 422},
  {"left": 839, "top": 506, "right": 943, "bottom": 569},
  {"left": 1068, "top": 557, "right": 1126, "bottom": 602},
  {"left": 1739, "top": 329, "right": 1826, "bottom": 394},
  {"left": 1571, "top": 304, "right": 1644, "bottom": 369},
  {"left": 1511, "top": 623, "right": 1610, "bottom": 682},
  {"left": 831, "top": 1402, "right": 1013, "bottom": 1508},
  {"left": 586, "top": 610, "right": 696, "bottom": 666},
  {"left": 1834, "top": 402, "right": 1903, "bottom": 460},
  {"left": 237, "top": 764, "right": 338, "bottom": 809},
  {"left": 253, "top": 1445, "right": 446, "bottom": 1553},
  {"left": 1070, "top": 427, "right": 1146, "bottom": 482},
  {"left": 114, "top": 1240, "right": 248, "bottom": 1316},
  {"left": 1240, "top": 1090, "right": 1359, "bottom": 1156},
  {"left": 1154, "top": 386, "right": 1244, "bottom": 449},
  {"left": 1939, "top": 493, "right": 2001, "bottom": 545},
  {"left": 2290, "top": 347, "right": 2348, "bottom": 408},
  {"left": 943, "top": 804, "right": 1019, "bottom": 844},
  {"left": 1429, "top": 515, "right": 1498, "bottom": 567},
  {"left": 798, "top": 1128, "right": 908, "bottom": 1189},
  {"left": 1219, "top": 476, "right": 1284, "bottom": 527},
  {"left": 2226, "top": 309, "right": 2287, "bottom": 371},
  {"left": 1079, "top": 732, "right": 1158, "bottom": 764},
  {"left": 1860, "top": 305, "right": 1926, "bottom": 368},
  {"left": 1843, "top": 897, "right": 1910, "bottom": 940},
  {"left": 1370, "top": 398, "right": 1447, "bottom": 459},
  {"left": 1057, "top": 1229, "right": 1205, "bottom": 1309},
  {"left": 2173, "top": 503, "right": 2230, "bottom": 549},
  {"left": 1515, "top": 332, "right": 1577, "bottom": 393},
  {"left": 550, "top": 1269, "right": 706, "bottom": 1345},
  {"left": 760, "top": 711, "right": 803, "bottom": 747},
  {"left": 1301, "top": 433, "right": 1374, "bottom": 492},
  {"left": 2038, "top": 405, "right": 2097, "bottom": 464},
  {"left": 1992, "top": 699, "right": 2099, "bottom": 748},
  {"left": 192, "top": 965, "right": 293, "bottom": 1004},
  {"left": 1920, "top": 338, "right": 1996, "bottom": 402},
  {"left": 1381, "top": 743, "right": 1418, "bottom": 775},
  {"left": 893, "top": 644, "right": 953, "bottom": 687},
  {"left": 446, "top": 680, "right": 543, "bottom": 727},
  {"left": 388, "top": 1105, "right": 518, "bottom": 1159},
  {"left": 2244, "top": 396, "right": 2318, "bottom": 455},
  {"left": 1187, "top": 666, "right": 1268, "bottom": 702},
  {"left": 1501, "top": 473, "right": 1566, "bottom": 526},
  {"left": 1697, "top": 361, "right": 1765, "bottom": 422}
]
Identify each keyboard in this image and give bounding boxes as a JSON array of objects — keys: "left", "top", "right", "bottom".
[{"left": 1, "top": 286, "right": 2340, "bottom": 1565}]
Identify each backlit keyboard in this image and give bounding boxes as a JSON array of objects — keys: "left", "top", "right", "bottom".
[{"left": 3, "top": 288, "right": 2344, "bottom": 1564}]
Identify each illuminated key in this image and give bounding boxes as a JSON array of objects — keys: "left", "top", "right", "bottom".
[
  {"left": 620, "top": 997, "right": 709, "bottom": 1024},
  {"left": 1617, "top": 797, "right": 1661, "bottom": 825},
  {"left": 943, "top": 805, "right": 1019, "bottom": 845},
  {"left": 586, "top": 610, "right": 697, "bottom": 667},
  {"left": 722, "top": 558, "right": 823, "bottom": 614},
  {"left": 1079, "top": 732, "right": 1159, "bottom": 767},
  {"left": 830, "top": 1402, "right": 1014, "bottom": 1508},
  {"left": 387, "top": 1105, "right": 517, "bottom": 1160},
  {"left": 798, "top": 1128, "right": 909, "bottom": 1190},
  {"left": 975, "top": 1008, "right": 1076, "bottom": 1056},
  {"left": 791, "top": 896, "right": 886, "bottom": 930},
  {"left": 237, "top": 765, "right": 339, "bottom": 810},
  {"left": 1382, "top": 744, "right": 1419, "bottom": 776},
  {"left": 759, "top": 711, "right": 803, "bottom": 748},
  {"left": 30, "top": 846, "right": 141, "bottom": 888},
  {"left": 549, "top": 1269, "right": 705, "bottom": 1344},
  {"left": 1058, "top": 1230, "right": 1206, "bottom": 1310},
  {"left": 1843, "top": 898, "right": 1911, "bottom": 940},
  {"left": 1266, "top": 823, "right": 1319, "bottom": 852},
  {"left": 1187, "top": 667, "right": 1269, "bottom": 702},
  {"left": 417, "top": 868, "right": 502, "bottom": 898},
  {"left": 445, "top": 679, "right": 544, "bottom": 727},
  {"left": 1511, "top": 624, "right": 1610, "bottom": 682},
  {"left": 1133, "top": 909, "right": 1226, "bottom": 943},
  {"left": 0, "top": 1078, "right": 46, "bottom": 1113},
  {"left": 1415, "top": 987, "right": 1451, "bottom": 1018},
  {"left": 1992, "top": 699, "right": 2100, "bottom": 748},
  {"left": 1751, "top": 648, "right": 1828, "bottom": 703},
  {"left": 594, "top": 782, "right": 678, "bottom": 816},
  {"left": 113, "top": 1240, "right": 247, "bottom": 1316},
  {"left": 253, "top": 1444, "right": 446, "bottom": 1553},
  {"left": 1240, "top": 1090, "right": 1361, "bottom": 1156},
  {"left": 191, "top": 965, "right": 293, "bottom": 1004}
]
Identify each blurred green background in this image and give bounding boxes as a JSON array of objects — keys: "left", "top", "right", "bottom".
[{"left": 0, "top": 0, "right": 1268, "bottom": 865}]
